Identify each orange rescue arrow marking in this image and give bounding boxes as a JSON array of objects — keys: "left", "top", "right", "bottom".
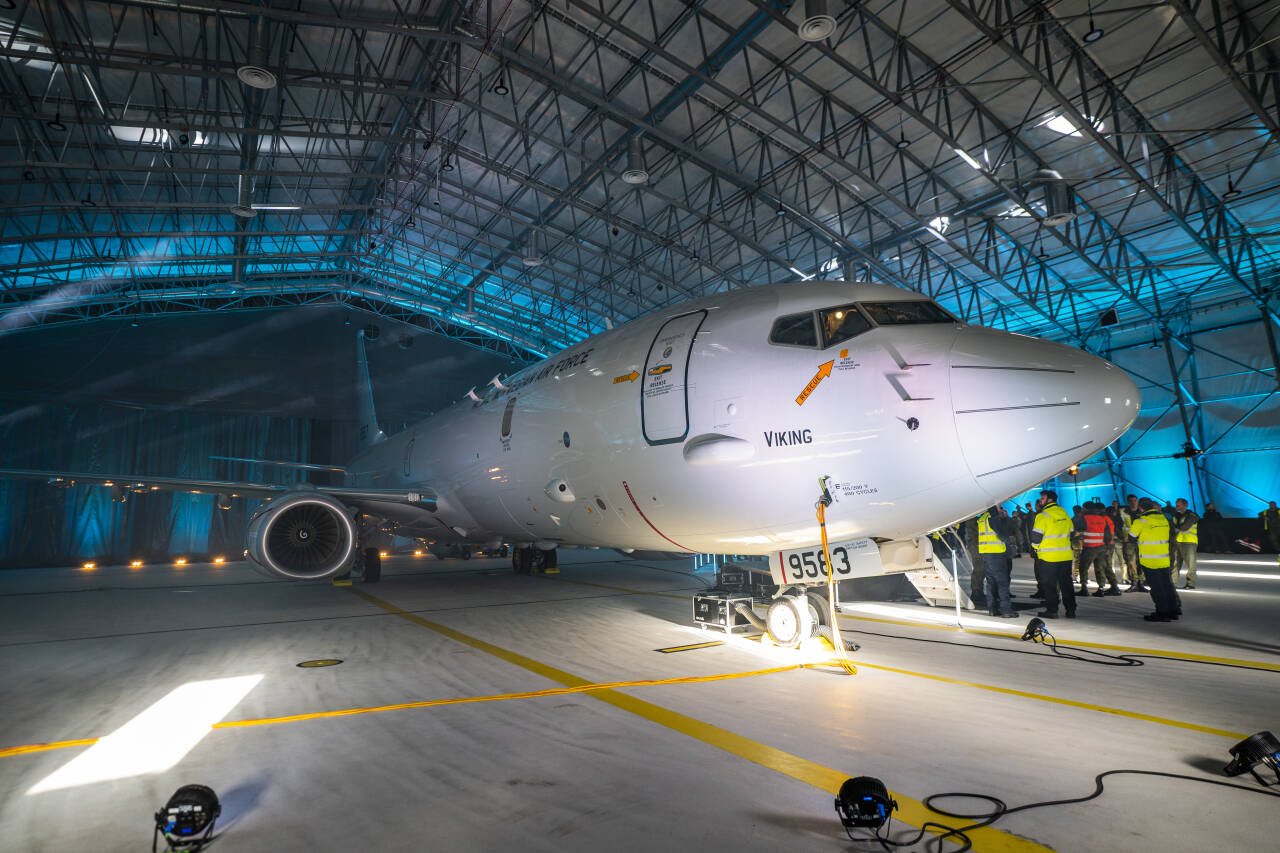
[
  {"left": 795, "top": 360, "right": 834, "bottom": 406},
  {"left": 613, "top": 370, "right": 640, "bottom": 384}
]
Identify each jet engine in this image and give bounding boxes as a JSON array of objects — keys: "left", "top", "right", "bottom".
[{"left": 246, "top": 492, "right": 358, "bottom": 580}]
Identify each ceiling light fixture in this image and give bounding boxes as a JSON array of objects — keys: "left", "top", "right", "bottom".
[
  {"left": 492, "top": 72, "right": 509, "bottom": 95},
  {"left": 895, "top": 136, "right": 910, "bottom": 150},
  {"left": 250, "top": 204, "right": 300, "bottom": 211},
  {"left": 1035, "top": 168, "right": 1077, "bottom": 226},
  {"left": 236, "top": 65, "right": 277, "bottom": 89},
  {"left": 47, "top": 109, "right": 66, "bottom": 131},
  {"left": 228, "top": 204, "right": 257, "bottom": 218},
  {"left": 1083, "top": 0, "right": 1104, "bottom": 42},
  {"left": 522, "top": 233, "right": 542, "bottom": 267},
  {"left": 798, "top": 0, "right": 837, "bottom": 42},
  {"left": 621, "top": 136, "right": 648, "bottom": 184},
  {"left": 953, "top": 147, "right": 983, "bottom": 171}
]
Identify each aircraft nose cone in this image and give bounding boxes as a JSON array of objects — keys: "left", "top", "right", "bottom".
[{"left": 949, "top": 327, "right": 1139, "bottom": 501}]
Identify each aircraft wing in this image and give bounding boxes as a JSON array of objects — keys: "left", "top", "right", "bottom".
[{"left": 0, "top": 468, "right": 437, "bottom": 511}]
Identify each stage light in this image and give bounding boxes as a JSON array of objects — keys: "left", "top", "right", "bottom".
[
  {"left": 130, "top": 560, "right": 143, "bottom": 568},
  {"left": 414, "top": 549, "right": 424, "bottom": 557},
  {"left": 379, "top": 551, "right": 389, "bottom": 558},
  {"left": 1224, "top": 731, "right": 1280, "bottom": 785},
  {"left": 213, "top": 557, "right": 225, "bottom": 565},
  {"left": 81, "top": 562, "right": 97, "bottom": 571},
  {"left": 175, "top": 558, "right": 188, "bottom": 567},
  {"left": 835, "top": 776, "right": 896, "bottom": 830},
  {"left": 154, "top": 784, "right": 221, "bottom": 850},
  {"left": 1021, "top": 616, "right": 1049, "bottom": 642}
]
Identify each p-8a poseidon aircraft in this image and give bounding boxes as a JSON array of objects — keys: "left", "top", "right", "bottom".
[{"left": 2, "top": 281, "right": 1139, "bottom": 613}]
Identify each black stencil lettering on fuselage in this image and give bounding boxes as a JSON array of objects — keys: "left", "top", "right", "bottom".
[{"left": 763, "top": 428, "right": 813, "bottom": 448}]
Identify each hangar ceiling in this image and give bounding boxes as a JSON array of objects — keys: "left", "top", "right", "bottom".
[{"left": 3, "top": 0, "right": 1280, "bottom": 362}]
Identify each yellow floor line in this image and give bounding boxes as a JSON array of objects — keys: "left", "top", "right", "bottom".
[
  {"left": 854, "top": 661, "right": 1247, "bottom": 739},
  {"left": 0, "top": 738, "right": 99, "bottom": 759},
  {"left": 348, "top": 588, "right": 1050, "bottom": 853},
  {"left": 544, "top": 574, "right": 1260, "bottom": 734},
  {"left": 214, "top": 665, "right": 808, "bottom": 729},
  {"left": 0, "top": 667, "right": 819, "bottom": 759},
  {"left": 550, "top": 574, "right": 1280, "bottom": 672},
  {"left": 836, "top": 612, "right": 1280, "bottom": 671}
]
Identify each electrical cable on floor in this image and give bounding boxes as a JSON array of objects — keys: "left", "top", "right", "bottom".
[
  {"left": 843, "top": 624, "right": 1280, "bottom": 673},
  {"left": 844, "top": 769, "right": 1280, "bottom": 852}
]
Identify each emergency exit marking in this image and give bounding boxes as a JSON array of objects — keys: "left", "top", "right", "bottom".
[
  {"left": 795, "top": 360, "right": 835, "bottom": 406},
  {"left": 297, "top": 659, "right": 344, "bottom": 668}
]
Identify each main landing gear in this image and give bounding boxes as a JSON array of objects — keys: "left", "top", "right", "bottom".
[{"left": 512, "top": 547, "right": 558, "bottom": 575}]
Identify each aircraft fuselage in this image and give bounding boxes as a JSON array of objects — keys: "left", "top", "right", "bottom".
[{"left": 343, "top": 282, "right": 1139, "bottom": 556}]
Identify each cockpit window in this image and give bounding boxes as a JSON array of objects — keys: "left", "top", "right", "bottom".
[
  {"left": 818, "top": 304, "right": 872, "bottom": 348},
  {"left": 860, "top": 300, "right": 953, "bottom": 326},
  {"left": 769, "top": 312, "right": 819, "bottom": 347}
]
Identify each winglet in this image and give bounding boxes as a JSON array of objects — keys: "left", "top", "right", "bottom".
[{"left": 356, "top": 328, "right": 387, "bottom": 450}]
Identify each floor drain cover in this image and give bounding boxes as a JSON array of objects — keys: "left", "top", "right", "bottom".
[{"left": 297, "top": 659, "right": 343, "bottom": 668}]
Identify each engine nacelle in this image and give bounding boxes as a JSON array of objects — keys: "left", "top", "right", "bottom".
[{"left": 246, "top": 492, "right": 358, "bottom": 580}]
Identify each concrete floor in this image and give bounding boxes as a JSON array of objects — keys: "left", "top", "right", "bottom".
[{"left": 2, "top": 551, "right": 1278, "bottom": 852}]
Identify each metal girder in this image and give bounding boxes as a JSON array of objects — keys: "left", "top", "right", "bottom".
[
  {"left": 942, "top": 0, "right": 1278, "bottom": 298},
  {"left": 796, "top": 1, "right": 1196, "bottom": 339},
  {"left": 1166, "top": 0, "right": 1280, "bottom": 141}
]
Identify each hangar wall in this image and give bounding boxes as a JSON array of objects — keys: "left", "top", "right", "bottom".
[
  {"left": 1001, "top": 306, "right": 1280, "bottom": 519},
  {"left": 0, "top": 400, "right": 350, "bottom": 568}
]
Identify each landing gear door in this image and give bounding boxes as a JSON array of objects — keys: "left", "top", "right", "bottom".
[{"left": 642, "top": 310, "right": 707, "bottom": 446}]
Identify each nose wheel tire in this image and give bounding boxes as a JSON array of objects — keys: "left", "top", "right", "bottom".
[
  {"left": 766, "top": 596, "right": 813, "bottom": 649},
  {"left": 804, "top": 590, "right": 829, "bottom": 627}
]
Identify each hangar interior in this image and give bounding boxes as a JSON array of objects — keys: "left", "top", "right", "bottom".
[{"left": 3, "top": 0, "right": 1280, "bottom": 850}]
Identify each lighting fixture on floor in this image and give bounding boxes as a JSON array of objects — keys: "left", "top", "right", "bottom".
[
  {"left": 1224, "top": 731, "right": 1280, "bottom": 785},
  {"left": 1021, "top": 616, "right": 1050, "bottom": 642},
  {"left": 154, "top": 784, "right": 221, "bottom": 851},
  {"left": 835, "top": 776, "right": 896, "bottom": 830}
]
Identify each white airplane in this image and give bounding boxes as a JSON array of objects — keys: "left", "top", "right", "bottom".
[{"left": 1, "top": 281, "right": 1138, "bottom": 633}]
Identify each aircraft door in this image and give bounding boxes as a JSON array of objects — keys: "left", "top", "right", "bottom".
[{"left": 641, "top": 310, "right": 707, "bottom": 445}]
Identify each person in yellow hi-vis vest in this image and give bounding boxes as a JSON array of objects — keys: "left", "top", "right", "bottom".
[
  {"left": 1031, "top": 489, "right": 1076, "bottom": 619},
  {"left": 1262, "top": 501, "right": 1280, "bottom": 554},
  {"left": 1172, "top": 498, "right": 1199, "bottom": 589},
  {"left": 977, "top": 507, "right": 1018, "bottom": 618},
  {"left": 1129, "top": 497, "right": 1178, "bottom": 622}
]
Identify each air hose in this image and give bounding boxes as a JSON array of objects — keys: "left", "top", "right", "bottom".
[{"left": 816, "top": 490, "right": 858, "bottom": 676}]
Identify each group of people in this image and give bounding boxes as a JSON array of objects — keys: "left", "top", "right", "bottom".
[{"left": 968, "top": 492, "right": 1201, "bottom": 624}]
